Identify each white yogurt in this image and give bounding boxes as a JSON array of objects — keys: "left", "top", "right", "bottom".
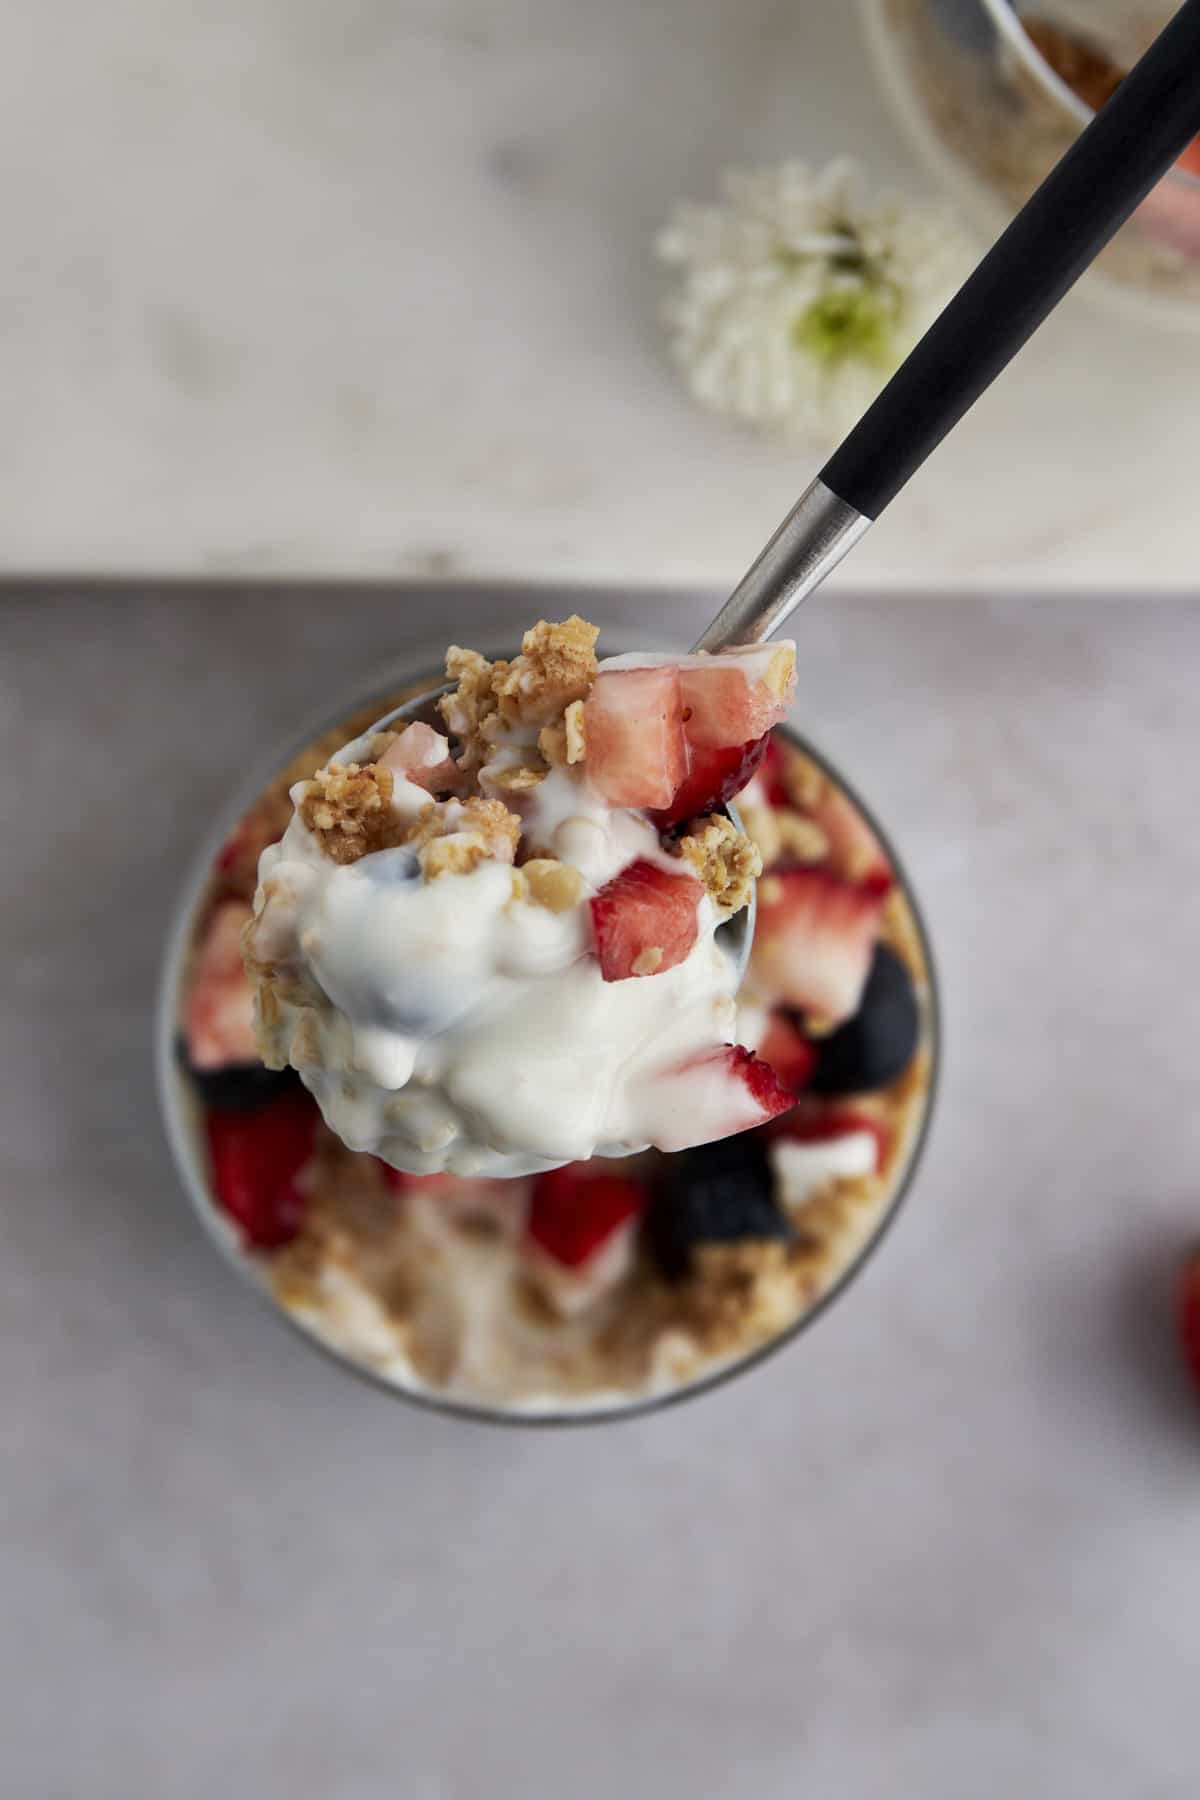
[{"left": 250, "top": 752, "right": 744, "bottom": 1178}]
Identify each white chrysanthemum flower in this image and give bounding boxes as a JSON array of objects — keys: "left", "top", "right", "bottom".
[{"left": 657, "top": 158, "right": 977, "bottom": 442}]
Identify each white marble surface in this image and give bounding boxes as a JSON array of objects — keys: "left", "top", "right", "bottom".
[
  {"left": 3, "top": 0, "right": 1199, "bottom": 590},
  {"left": 3, "top": 584, "right": 1199, "bottom": 1799}
]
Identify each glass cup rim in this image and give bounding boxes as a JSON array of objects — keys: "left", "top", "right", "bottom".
[
  {"left": 155, "top": 654, "right": 942, "bottom": 1429},
  {"left": 977, "top": 0, "right": 1200, "bottom": 194}
]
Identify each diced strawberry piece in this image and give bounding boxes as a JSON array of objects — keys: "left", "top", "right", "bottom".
[
  {"left": 759, "top": 734, "right": 793, "bottom": 808},
  {"left": 584, "top": 649, "right": 793, "bottom": 822},
  {"left": 377, "top": 721, "right": 459, "bottom": 793},
  {"left": 753, "top": 868, "right": 885, "bottom": 1023},
  {"left": 216, "top": 816, "right": 252, "bottom": 875},
  {"left": 1176, "top": 137, "right": 1200, "bottom": 179},
  {"left": 677, "top": 643, "right": 796, "bottom": 747},
  {"left": 808, "top": 789, "right": 893, "bottom": 895},
  {"left": 757, "top": 1011, "right": 818, "bottom": 1094},
  {"left": 648, "top": 735, "right": 769, "bottom": 829},
  {"left": 214, "top": 810, "right": 280, "bottom": 888},
  {"left": 778, "top": 1106, "right": 890, "bottom": 1168},
  {"left": 1179, "top": 1250, "right": 1200, "bottom": 1397},
  {"left": 206, "top": 1091, "right": 317, "bottom": 1248},
  {"left": 527, "top": 1164, "right": 648, "bottom": 1269},
  {"left": 184, "top": 900, "right": 259, "bottom": 1069},
  {"left": 583, "top": 667, "right": 687, "bottom": 809},
  {"left": 589, "top": 858, "right": 702, "bottom": 981},
  {"left": 768, "top": 1110, "right": 884, "bottom": 1203},
  {"left": 376, "top": 1162, "right": 456, "bottom": 1196},
  {"left": 647, "top": 1045, "right": 794, "bottom": 1152}
]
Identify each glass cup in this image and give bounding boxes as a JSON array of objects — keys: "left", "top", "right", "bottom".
[
  {"left": 157, "top": 655, "right": 941, "bottom": 1426},
  {"left": 860, "top": 0, "right": 1200, "bottom": 329}
]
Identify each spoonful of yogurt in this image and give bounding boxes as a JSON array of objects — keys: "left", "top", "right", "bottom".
[{"left": 243, "top": 618, "right": 799, "bottom": 1177}]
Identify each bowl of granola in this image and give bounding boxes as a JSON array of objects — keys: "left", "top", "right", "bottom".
[
  {"left": 157, "top": 632, "right": 939, "bottom": 1423},
  {"left": 860, "top": 0, "right": 1200, "bottom": 328}
]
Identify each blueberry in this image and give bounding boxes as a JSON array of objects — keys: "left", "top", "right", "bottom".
[
  {"left": 645, "top": 1134, "right": 792, "bottom": 1278},
  {"left": 810, "top": 944, "right": 919, "bottom": 1096},
  {"left": 178, "top": 1041, "right": 302, "bottom": 1112},
  {"left": 361, "top": 847, "right": 421, "bottom": 885}
]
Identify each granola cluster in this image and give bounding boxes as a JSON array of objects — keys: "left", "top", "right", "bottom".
[
  {"left": 676, "top": 814, "right": 762, "bottom": 915},
  {"left": 439, "top": 615, "right": 598, "bottom": 776},
  {"left": 405, "top": 797, "right": 521, "bottom": 880},
  {"left": 298, "top": 762, "right": 402, "bottom": 864},
  {"left": 282, "top": 617, "right": 761, "bottom": 923}
]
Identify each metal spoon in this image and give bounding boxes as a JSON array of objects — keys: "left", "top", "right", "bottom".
[{"left": 692, "top": 0, "right": 1200, "bottom": 655}]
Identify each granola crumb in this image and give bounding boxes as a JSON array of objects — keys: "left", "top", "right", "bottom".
[
  {"left": 632, "top": 945, "right": 664, "bottom": 976},
  {"left": 739, "top": 800, "right": 782, "bottom": 869},
  {"left": 289, "top": 1008, "right": 323, "bottom": 1068},
  {"left": 779, "top": 748, "right": 826, "bottom": 811},
  {"left": 764, "top": 644, "right": 798, "bottom": 701},
  {"left": 564, "top": 699, "right": 586, "bottom": 763},
  {"left": 415, "top": 796, "right": 520, "bottom": 880},
  {"left": 484, "top": 761, "right": 548, "bottom": 794},
  {"left": 298, "top": 762, "right": 400, "bottom": 865},
  {"left": 438, "top": 646, "right": 499, "bottom": 771},
  {"left": 675, "top": 814, "right": 762, "bottom": 914},
  {"left": 491, "top": 616, "right": 599, "bottom": 726},
  {"left": 803, "top": 1013, "right": 838, "bottom": 1038},
  {"left": 522, "top": 858, "right": 584, "bottom": 914},
  {"left": 249, "top": 973, "right": 289, "bottom": 1067},
  {"left": 681, "top": 1242, "right": 801, "bottom": 1353},
  {"left": 537, "top": 697, "right": 586, "bottom": 770},
  {"left": 775, "top": 812, "right": 830, "bottom": 864},
  {"left": 537, "top": 721, "right": 569, "bottom": 768}
]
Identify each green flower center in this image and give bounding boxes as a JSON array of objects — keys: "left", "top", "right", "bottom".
[{"left": 792, "top": 282, "right": 898, "bottom": 369}]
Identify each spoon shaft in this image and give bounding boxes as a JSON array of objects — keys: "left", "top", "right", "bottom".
[{"left": 694, "top": 0, "right": 1200, "bottom": 653}]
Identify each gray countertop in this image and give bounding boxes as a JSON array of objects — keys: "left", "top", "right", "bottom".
[{"left": 3, "top": 586, "right": 1198, "bottom": 1799}]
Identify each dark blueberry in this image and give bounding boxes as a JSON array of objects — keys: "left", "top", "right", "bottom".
[
  {"left": 645, "top": 1134, "right": 792, "bottom": 1278},
  {"left": 810, "top": 944, "right": 919, "bottom": 1096},
  {"left": 178, "top": 1039, "right": 302, "bottom": 1113},
  {"left": 361, "top": 847, "right": 421, "bottom": 885}
]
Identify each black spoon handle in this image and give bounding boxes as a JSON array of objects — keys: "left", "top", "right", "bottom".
[
  {"left": 694, "top": 0, "right": 1200, "bottom": 653},
  {"left": 823, "top": 0, "right": 1200, "bottom": 520}
]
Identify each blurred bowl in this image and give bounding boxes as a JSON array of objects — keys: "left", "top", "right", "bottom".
[
  {"left": 157, "top": 649, "right": 941, "bottom": 1426},
  {"left": 860, "top": 0, "right": 1200, "bottom": 330}
]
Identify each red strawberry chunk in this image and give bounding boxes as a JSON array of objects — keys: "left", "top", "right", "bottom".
[
  {"left": 647, "top": 1044, "right": 794, "bottom": 1152},
  {"left": 584, "top": 649, "right": 793, "bottom": 824},
  {"left": 759, "top": 734, "right": 794, "bottom": 808},
  {"left": 206, "top": 1091, "right": 317, "bottom": 1248},
  {"left": 1179, "top": 1251, "right": 1200, "bottom": 1397},
  {"left": 808, "top": 789, "right": 893, "bottom": 895},
  {"left": 214, "top": 810, "right": 280, "bottom": 888},
  {"left": 677, "top": 644, "right": 795, "bottom": 747},
  {"left": 527, "top": 1164, "right": 648, "bottom": 1269},
  {"left": 1177, "top": 137, "right": 1200, "bottom": 178},
  {"left": 184, "top": 900, "right": 259, "bottom": 1069},
  {"left": 377, "top": 721, "right": 459, "bottom": 794},
  {"left": 753, "top": 868, "right": 884, "bottom": 1024},
  {"left": 376, "top": 1162, "right": 456, "bottom": 1196},
  {"left": 583, "top": 667, "right": 687, "bottom": 809},
  {"left": 648, "top": 734, "right": 769, "bottom": 829},
  {"left": 589, "top": 858, "right": 702, "bottom": 981},
  {"left": 778, "top": 1106, "right": 890, "bottom": 1168},
  {"left": 756, "top": 1011, "right": 818, "bottom": 1094}
]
